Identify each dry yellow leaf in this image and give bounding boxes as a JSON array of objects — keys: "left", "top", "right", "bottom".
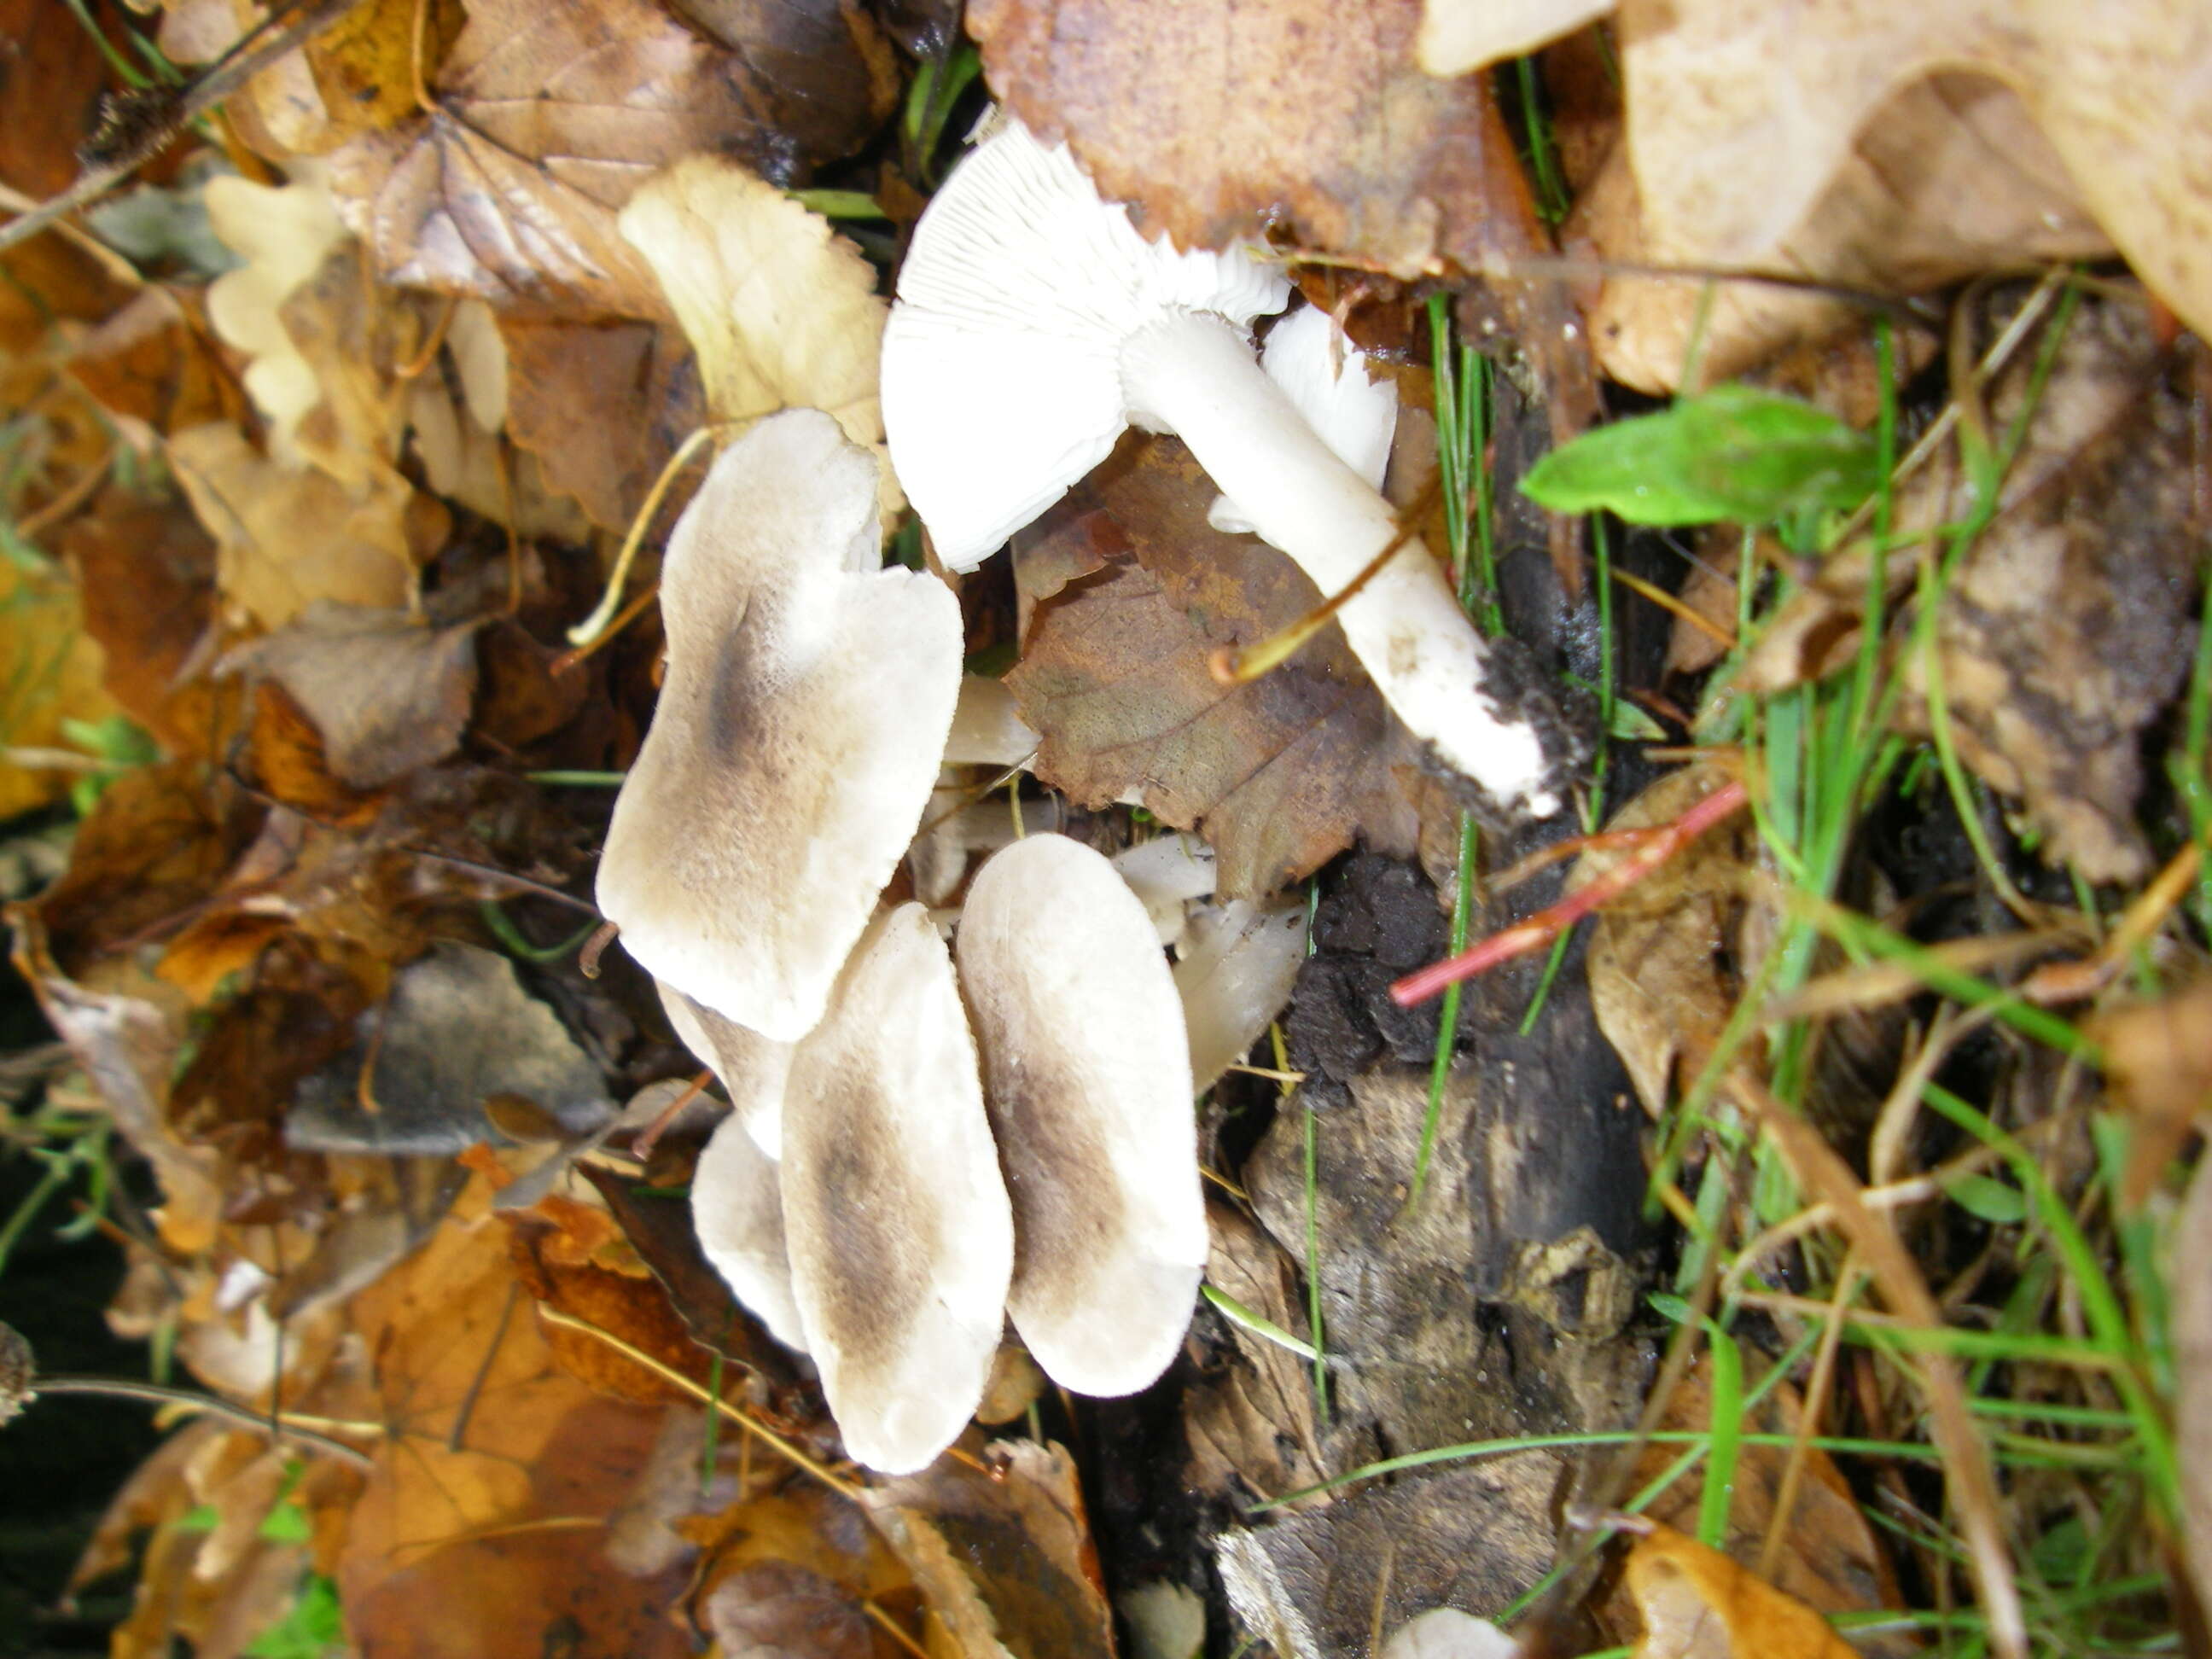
[
  {"left": 1624, "top": 1522, "right": 1858, "bottom": 1659},
  {"left": 201, "top": 170, "right": 354, "bottom": 465},
  {"left": 168, "top": 423, "right": 428, "bottom": 630},
  {"left": 618, "top": 157, "right": 902, "bottom": 513}
]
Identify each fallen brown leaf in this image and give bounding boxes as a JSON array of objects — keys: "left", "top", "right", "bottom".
[
  {"left": 337, "top": 1174, "right": 695, "bottom": 1658},
  {"left": 1613, "top": 0, "right": 2212, "bottom": 348},
  {"left": 1005, "top": 434, "right": 1422, "bottom": 899},
  {"left": 168, "top": 422, "right": 430, "bottom": 631},
  {"left": 865, "top": 1438, "right": 1115, "bottom": 1659},
  {"left": 1572, "top": 73, "right": 2109, "bottom": 393},
  {"left": 1620, "top": 1521, "right": 1857, "bottom": 1659},
  {"left": 969, "top": 0, "right": 1549, "bottom": 282},
  {"left": 224, "top": 602, "right": 481, "bottom": 790},
  {"left": 325, "top": 0, "right": 894, "bottom": 318},
  {"left": 2092, "top": 980, "right": 2212, "bottom": 1207},
  {"left": 498, "top": 314, "right": 702, "bottom": 533}
]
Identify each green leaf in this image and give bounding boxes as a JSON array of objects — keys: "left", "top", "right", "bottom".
[
  {"left": 245, "top": 1575, "right": 345, "bottom": 1659},
  {"left": 1946, "top": 1172, "right": 2029, "bottom": 1225},
  {"left": 1521, "top": 385, "right": 1881, "bottom": 527}
]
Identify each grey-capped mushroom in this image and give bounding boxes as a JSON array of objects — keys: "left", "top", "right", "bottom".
[
  {"left": 882, "top": 115, "right": 1563, "bottom": 818},
  {"left": 779, "top": 904, "right": 1014, "bottom": 1474},
  {"left": 955, "top": 833, "right": 1207, "bottom": 1396},
  {"left": 596, "top": 409, "right": 963, "bottom": 1041}
]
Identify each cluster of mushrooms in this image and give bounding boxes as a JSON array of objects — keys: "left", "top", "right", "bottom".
[{"left": 594, "top": 116, "right": 1562, "bottom": 1475}]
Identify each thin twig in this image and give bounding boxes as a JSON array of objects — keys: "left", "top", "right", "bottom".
[{"left": 32, "top": 1376, "right": 375, "bottom": 1470}]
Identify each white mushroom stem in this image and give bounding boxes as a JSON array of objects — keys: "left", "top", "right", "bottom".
[{"left": 1121, "top": 311, "right": 1558, "bottom": 817}]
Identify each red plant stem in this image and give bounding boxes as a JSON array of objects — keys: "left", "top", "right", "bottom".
[{"left": 1391, "top": 779, "right": 1749, "bottom": 1006}]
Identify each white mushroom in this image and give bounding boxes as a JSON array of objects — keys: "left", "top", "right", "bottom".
[
  {"left": 1110, "top": 833, "right": 1219, "bottom": 946},
  {"left": 1175, "top": 894, "right": 1309, "bottom": 1091},
  {"left": 955, "top": 833, "right": 1207, "bottom": 1396},
  {"left": 882, "top": 115, "right": 1562, "bottom": 818},
  {"left": 1209, "top": 302, "right": 1398, "bottom": 536},
  {"left": 779, "top": 905, "right": 1013, "bottom": 1474},
  {"left": 595, "top": 409, "right": 963, "bottom": 1040},
  {"left": 659, "top": 982, "right": 792, "bottom": 1159},
  {"left": 690, "top": 1110, "right": 809, "bottom": 1353}
]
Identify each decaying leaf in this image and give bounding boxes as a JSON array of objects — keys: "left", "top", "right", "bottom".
[
  {"left": 2092, "top": 980, "right": 2212, "bottom": 1206},
  {"left": 59, "top": 481, "right": 220, "bottom": 750},
  {"left": 337, "top": 1176, "right": 695, "bottom": 1658},
  {"left": 865, "top": 1439, "right": 1115, "bottom": 1659},
  {"left": 168, "top": 422, "right": 428, "bottom": 631},
  {"left": 223, "top": 602, "right": 480, "bottom": 789},
  {"left": 1892, "top": 311, "right": 2205, "bottom": 883},
  {"left": 498, "top": 313, "right": 703, "bottom": 533},
  {"left": 1619, "top": 1522, "right": 1857, "bottom": 1659},
  {"left": 1006, "top": 435, "right": 1422, "bottom": 899},
  {"left": 1612, "top": 0, "right": 2212, "bottom": 349},
  {"left": 287, "top": 941, "right": 612, "bottom": 1155},
  {"left": 1570, "top": 73, "right": 2110, "bottom": 393},
  {"left": 618, "top": 156, "right": 900, "bottom": 509},
  {"left": 1575, "top": 766, "right": 1752, "bottom": 1117},
  {"left": 969, "top": 0, "right": 1551, "bottom": 282},
  {"left": 325, "top": 0, "right": 894, "bottom": 317},
  {"left": 1595, "top": 1359, "right": 1908, "bottom": 1658}
]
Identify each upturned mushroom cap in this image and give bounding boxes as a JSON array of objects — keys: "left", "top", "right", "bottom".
[
  {"left": 780, "top": 905, "right": 1014, "bottom": 1474},
  {"left": 884, "top": 117, "right": 1563, "bottom": 818},
  {"left": 955, "top": 833, "right": 1207, "bottom": 1396},
  {"left": 882, "top": 118, "right": 1289, "bottom": 569},
  {"left": 690, "top": 1109, "right": 808, "bottom": 1353},
  {"left": 595, "top": 409, "right": 963, "bottom": 1040}
]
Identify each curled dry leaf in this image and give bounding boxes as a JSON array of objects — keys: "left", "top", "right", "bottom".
[
  {"left": 1595, "top": 1359, "right": 1909, "bottom": 1658},
  {"left": 325, "top": 0, "right": 893, "bottom": 317},
  {"left": 1613, "top": 0, "right": 2212, "bottom": 347},
  {"left": 1619, "top": 1522, "right": 1857, "bottom": 1659},
  {"left": 1572, "top": 69, "right": 2109, "bottom": 393},
  {"left": 618, "top": 157, "right": 900, "bottom": 510}
]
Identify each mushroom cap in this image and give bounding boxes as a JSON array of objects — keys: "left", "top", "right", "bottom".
[
  {"left": 690, "top": 1109, "right": 809, "bottom": 1353},
  {"left": 659, "top": 982, "right": 793, "bottom": 1159},
  {"left": 780, "top": 905, "right": 1014, "bottom": 1474},
  {"left": 882, "top": 114, "right": 1290, "bottom": 570},
  {"left": 955, "top": 833, "right": 1207, "bottom": 1396},
  {"left": 595, "top": 409, "right": 963, "bottom": 1040}
]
